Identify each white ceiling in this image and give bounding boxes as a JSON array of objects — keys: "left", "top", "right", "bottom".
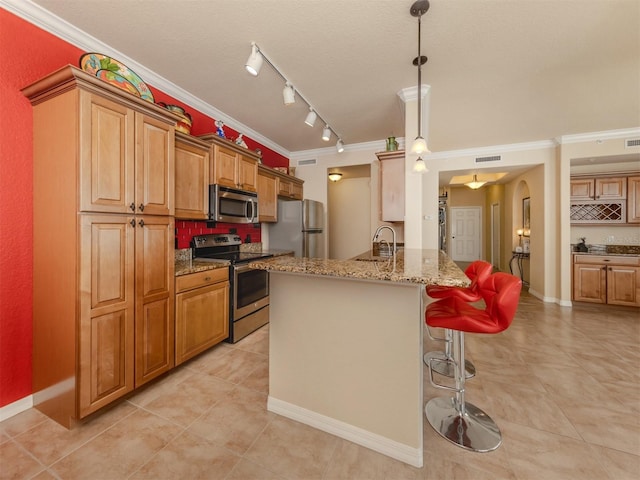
[{"left": 22, "top": 0, "right": 640, "bottom": 157}]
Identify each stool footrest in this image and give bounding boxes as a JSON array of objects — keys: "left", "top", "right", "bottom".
[{"left": 427, "top": 357, "right": 461, "bottom": 392}]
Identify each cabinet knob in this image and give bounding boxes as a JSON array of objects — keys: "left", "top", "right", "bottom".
[
  {"left": 130, "top": 202, "right": 136, "bottom": 212},
  {"left": 130, "top": 219, "right": 136, "bottom": 227},
  {"left": 138, "top": 219, "right": 145, "bottom": 227},
  {"left": 139, "top": 203, "right": 145, "bottom": 212},
  {"left": 204, "top": 276, "right": 211, "bottom": 281}
]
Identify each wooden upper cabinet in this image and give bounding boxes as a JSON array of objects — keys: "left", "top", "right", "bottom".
[
  {"left": 595, "top": 177, "right": 626, "bottom": 200},
  {"left": 79, "top": 91, "right": 174, "bottom": 215},
  {"left": 570, "top": 176, "right": 626, "bottom": 200},
  {"left": 175, "top": 133, "right": 210, "bottom": 220},
  {"left": 377, "top": 151, "right": 405, "bottom": 222},
  {"left": 238, "top": 154, "right": 258, "bottom": 192},
  {"left": 136, "top": 114, "right": 175, "bottom": 216},
  {"left": 197, "top": 134, "right": 260, "bottom": 192},
  {"left": 257, "top": 167, "right": 278, "bottom": 222},
  {"left": 627, "top": 176, "right": 640, "bottom": 223}
]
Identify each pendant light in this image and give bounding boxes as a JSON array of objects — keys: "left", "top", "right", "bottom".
[
  {"left": 465, "top": 174, "right": 487, "bottom": 190},
  {"left": 410, "top": 0, "right": 431, "bottom": 173}
]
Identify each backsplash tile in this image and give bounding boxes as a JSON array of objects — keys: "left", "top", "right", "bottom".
[{"left": 175, "top": 221, "right": 261, "bottom": 249}]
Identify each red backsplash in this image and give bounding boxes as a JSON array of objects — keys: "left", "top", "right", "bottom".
[{"left": 176, "top": 221, "right": 261, "bottom": 249}]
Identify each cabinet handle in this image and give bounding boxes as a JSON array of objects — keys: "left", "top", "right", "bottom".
[
  {"left": 138, "top": 203, "right": 145, "bottom": 212},
  {"left": 130, "top": 202, "right": 136, "bottom": 212},
  {"left": 130, "top": 219, "right": 136, "bottom": 227},
  {"left": 138, "top": 219, "right": 145, "bottom": 227},
  {"left": 204, "top": 276, "right": 211, "bottom": 281}
]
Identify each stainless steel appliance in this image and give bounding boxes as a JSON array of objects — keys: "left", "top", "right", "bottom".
[
  {"left": 209, "top": 185, "right": 258, "bottom": 224},
  {"left": 268, "top": 199, "right": 325, "bottom": 257},
  {"left": 191, "top": 233, "right": 272, "bottom": 343}
]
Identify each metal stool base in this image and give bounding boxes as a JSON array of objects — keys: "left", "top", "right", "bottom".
[
  {"left": 424, "top": 352, "right": 476, "bottom": 379},
  {"left": 425, "top": 396, "right": 502, "bottom": 452}
]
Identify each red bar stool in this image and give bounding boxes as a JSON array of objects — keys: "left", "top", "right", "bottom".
[
  {"left": 424, "top": 260, "right": 493, "bottom": 379},
  {"left": 424, "top": 272, "right": 522, "bottom": 452}
]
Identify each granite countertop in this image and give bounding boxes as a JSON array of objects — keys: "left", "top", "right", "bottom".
[
  {"left": 174, "top": 247, "right": 294, "bottom": 277},
  {"left": 572, "top": 252, "right": 640, "bottom": 257},
  {"left": 248, "top": 249, "right": 470, "bottom": 287}
]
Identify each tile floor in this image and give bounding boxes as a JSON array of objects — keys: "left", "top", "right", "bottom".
[{"left": 1, "top": 292, "right": 639, "bottom": 479}]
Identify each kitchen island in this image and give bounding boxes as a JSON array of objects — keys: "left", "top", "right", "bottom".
[{"left": 249, "top": 249, "right": 468, "bottom": 467}]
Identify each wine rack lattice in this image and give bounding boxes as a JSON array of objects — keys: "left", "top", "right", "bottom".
[{"left": 570, "top": 202, "right": 626, "bottom": 223}]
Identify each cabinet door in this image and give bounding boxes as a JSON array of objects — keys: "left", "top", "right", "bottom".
[
  {"left": 257, "top": 171, "right": 278, "bottom": 222},
  {"left": 569, "top": 179, "right": 594, "bottom": 200},
  {"left": 79, "top": 92, "right": 135, "bottom": 214},
  {"left": 290, "top": 180, "right": 303, "bottom": 200},
  {"left": 278, "top": 178, "right": 292, "bottom": 197},
  {"left": 135, "top": 215, "right": 175, "bottom": 386},
  {"left": 175, "top": 281, "right": 230, "bottom": 365},
  {"left": 607, "top": 265, "right": 640, "bottom": 306},
  {"left": 595, "top": 177, "right": 626, "bottom": 200},
  {"left": 78, "top": 214, "right": 135, "bottom": 417},
  {"left": 135, "top": 113, "right": 175, "bottom": 216},
  {"left": 175, "top": 137, "right": 209, "bottom": 219},
  {"left": 238, "top": 155, "right": 258, "bottom": 192},
  {"left": 381, "top": 156, "right": 405, "bottom": 222},
  {"left": 573, "top": 264, "right": 606, "bottom": 303},
  {"left": 213, "top": 145, "right": 238, "bottom": 188},
  {"left": 628, "top": 176, "right": 640, "bottom": 223}
]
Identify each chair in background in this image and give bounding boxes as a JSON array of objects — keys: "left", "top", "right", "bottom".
[{"left": 424, "top": 272, "right": 522, "bottom": 452}]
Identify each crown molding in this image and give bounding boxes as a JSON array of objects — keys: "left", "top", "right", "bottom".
[
  {"left": 2, "top": 0, "right": 291, "bottom": 158},
  {"left": 556, "top": 127, "right": 640, "bottom": 144}
]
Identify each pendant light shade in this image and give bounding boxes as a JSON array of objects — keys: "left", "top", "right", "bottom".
[
  {"left": 411, "top": 136, "right": 429, "bottom": 155},
  {"left": 413, "top": 157, "right": 428, "bottom": 173},
  {"left": 245, "top": 43, "right": 263, "bottom": 76},
  {"left": 283, "top": 82, "right": 295, "bottom": 105},
  {"left": 305, "top": 108, "right": 317, "bottom": 127}
]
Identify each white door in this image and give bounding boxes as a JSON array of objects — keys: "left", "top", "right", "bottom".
[{"left": 449, "top": 207, "right": 481, "bottom": 262}]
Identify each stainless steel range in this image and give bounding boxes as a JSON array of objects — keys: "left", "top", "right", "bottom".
[{"left": 191, "top": 234, "right": 272, "bottom": 343}]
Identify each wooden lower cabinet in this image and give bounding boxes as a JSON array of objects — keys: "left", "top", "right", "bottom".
[
  {"left": 175, "top": 268, "right": 230, "bottom": 365},
  {"left": 76, "top": 214, "right": 175, "bottom": 421},
  {"left": 573, "top": 255, "right": 640, "bottom": 307}
]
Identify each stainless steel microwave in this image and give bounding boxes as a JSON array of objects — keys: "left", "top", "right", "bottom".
[{"left": 209, "top": 185, "right": 258, "bottom": 223}]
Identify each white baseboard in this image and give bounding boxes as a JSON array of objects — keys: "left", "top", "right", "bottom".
[
  {"left": 267, "top": 396, "right": 423, "bottom": 468},
  {"left": 0, "top": 395, "right": 33, "bottom": 422}
]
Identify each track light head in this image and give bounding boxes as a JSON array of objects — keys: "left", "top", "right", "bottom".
[
  {"left": 245, "top": 43, "right": 263, "bottom": 76},
  {"left": 283, "top": 82, "right": 295, "bottom": 105},
  {"left": 336, "top": 139, "right": 345, "bottom": 153},
  {"left": 322, "top": 125, "right": 331, "bottom": 142},
  {"left": 305, "top": 109, "right": 317, "bottom": 127}
]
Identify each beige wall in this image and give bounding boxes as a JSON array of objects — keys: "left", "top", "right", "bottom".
[{"left": 328, "top": 176, "right": 371, "bottom": 259}]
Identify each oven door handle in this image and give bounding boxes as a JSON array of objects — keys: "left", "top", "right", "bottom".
[{"left": 234, "top": 263, "right": 255, "bottom": 274}]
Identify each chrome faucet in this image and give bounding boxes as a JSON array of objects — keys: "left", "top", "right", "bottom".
[{"left": 373, "top": 225, "right": 397, "bottom": 257}]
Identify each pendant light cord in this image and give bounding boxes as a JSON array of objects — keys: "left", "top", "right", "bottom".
[{"left": 417, "top": 14, "right": 422, "bottom": 137}]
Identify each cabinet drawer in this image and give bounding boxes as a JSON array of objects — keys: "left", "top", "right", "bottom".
[
  {"left": 176, "top": 268, "right": 228, "bottom": 292},
  {"left": 574, "top": 255, "right": 640, "bottom": 266}
]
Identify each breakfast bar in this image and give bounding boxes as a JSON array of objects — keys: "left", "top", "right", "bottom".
[{"left": 249, "top": 249, "right": 468, "bottom": 467}]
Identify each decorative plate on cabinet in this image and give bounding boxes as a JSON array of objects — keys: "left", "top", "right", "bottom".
[{"left": 79, "top": 53, "right": 155, "bottom": 103}]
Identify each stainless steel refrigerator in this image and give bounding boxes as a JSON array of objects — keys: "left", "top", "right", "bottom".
[{"left": 268, "top": 199, "right": 325, "bottom": 258}]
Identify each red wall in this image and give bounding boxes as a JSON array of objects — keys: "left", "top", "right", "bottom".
[{"left": 0, "top": 9, "right": 286, "bottom": 408}]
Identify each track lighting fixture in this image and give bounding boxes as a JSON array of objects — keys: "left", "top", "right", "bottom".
[
  {"left": 304, "top": 108, "right": 317, "bottom": 127},
  {"left": 244, "top": 42, "right": 263, "bottom": 76},
  {"left": 244, "top": 42, "right": 344, "bottom": 152},
  {"left": 283, "top": 82, "right": 295, "bottom": 106},
  {"left": 322, "top": 125, "right": 331, "bottom": 141}
]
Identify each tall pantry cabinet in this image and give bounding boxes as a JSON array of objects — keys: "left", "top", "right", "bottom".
[{"left": 23, "top": 66, "right": 176, "bottom": 427}]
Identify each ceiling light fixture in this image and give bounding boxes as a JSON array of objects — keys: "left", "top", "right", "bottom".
[
  {"left": 322, "top": 125, "right": 331, "bottom": 141},
  {"left": 244, "top": 42, "right": 263, "bottom": 76},
  {"left": 244, "top": 42, "right": 344, "bottom": 151},
  {"left": 410, "top": 0, "right": 431, "bottom": 173},
  {"left": 283, "top": 82, "right": 295, "bottom": 105},
  {"left": 304, "top": 108, "right": 317, "bottom": 127},
  {"left": 465, "top": 174, "right": 487, "bottom": 190},
  {"left": 328, "top": 172, "right": 343, "bottom": 182}
]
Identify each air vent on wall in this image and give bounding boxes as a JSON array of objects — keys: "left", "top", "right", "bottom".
[
  {"left": 475, "top": 155, "right": 501, "bottom": 163},
  {"left": 625, "top": 138, "right": 640, "bottom": 148},
  {"left": 297, "top": 158, "right": 317, "bottom": 166}
]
